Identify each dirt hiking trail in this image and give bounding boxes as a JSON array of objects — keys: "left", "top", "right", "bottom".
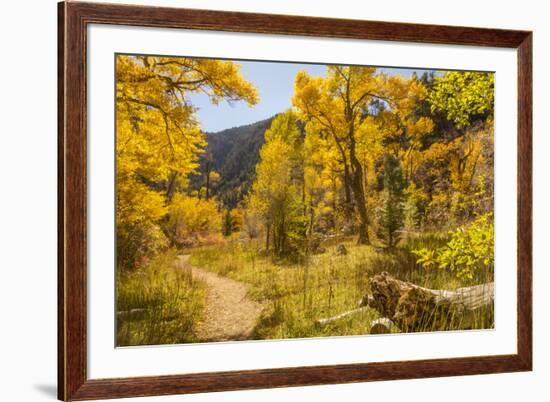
[{"left": 176, "top": 255, "right": 263, "bottom": 342}]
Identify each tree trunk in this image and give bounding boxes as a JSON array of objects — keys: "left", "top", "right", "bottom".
[
  {"left": 265, "top": 223, "right": 271, "bottom": 253},
  {"left": 279, "top": 214, "right": 287, "bottom": 255},
  {"left": 342, "top": 163, "right": 354, "bottom": 221},
  {"left": 205, "top": 169, "right": 210, "bottom": 200},
  {"left": 364, "top": 272, "right": 494, "bottom": 332},
  {"left": 315, "top": 307, "right": 368, "bottom": 327},
  {"left": 307, "top": 203, "right": 315, "bottom": 252},
  {"left": 330, "top": 133, "right": 353, "bottom": 223},
  {"left": 349, "top": 139, "right": 369, "bottom": 245},
  {"left": 165, "top": 171, "right": 179, "bottom": 201},
  {"left": 369, "top": 318, "right": 396, "bottom": 334}
]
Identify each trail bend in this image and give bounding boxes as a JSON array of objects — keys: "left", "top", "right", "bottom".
[{"left": 176, "top": 255, "right": 263, "bottom": 342}]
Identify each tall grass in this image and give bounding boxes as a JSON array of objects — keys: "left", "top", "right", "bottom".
[
  {"left": 116, "top": 249, "right": 206, "bottom": 346},
  {"left": 190, "top": 232, "right": 493, "bottom": 340},
  {"left": 191, "top": 241, "right": 387, "bottom": 340},
  {"left": 360, "top": 233, "right": 461, "bottom": 289}
]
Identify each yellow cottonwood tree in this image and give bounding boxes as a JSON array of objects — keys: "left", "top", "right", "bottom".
[
  {"left": 293, "top": 67, "right": 381, "bottom": 243},
  {"left": 293, "top": 67, "right": 431, "bottom": 244},
  {"left": 116, "top": 55, "right": 258, "bottom": 268},
  {"left": 248, "top": 111, "right": 305, "bottom": 255},
  {"left": 361, "top": 74, "right": 433, "bottom": 182},
  {"left": 303, "top": 128, "right": 340, "bottom": 238}
]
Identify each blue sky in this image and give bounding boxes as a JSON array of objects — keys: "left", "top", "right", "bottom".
[{"left": 189, "top": 60, "right": 435, "bottom": 133}]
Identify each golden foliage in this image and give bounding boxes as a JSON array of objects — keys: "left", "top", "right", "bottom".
[{"left": 116, "top": 55, "right": 258, "bottom": 267}]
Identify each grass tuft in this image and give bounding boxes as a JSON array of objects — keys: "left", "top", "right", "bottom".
[{"left": 116, "top": 249, "right": 206, "bottom": 346}]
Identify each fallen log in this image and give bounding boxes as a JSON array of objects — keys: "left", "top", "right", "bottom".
[
  {"left": 369, "top": 318, "right": 396, "bottom": 334},
  {"left": 365, "top": 272, "right": 494, "bottom": 332},
  {"left": 315, "top": 308, "right": 395, "bottom": 335},
  {"left": 315, "top": 310, "right": 396, "bottom": 334},
  {"left": 315, "top": 272, "right": 493, "bottom": 333},
  {"left": 315, "top": 307, "right": 368, "bottom": 327}
]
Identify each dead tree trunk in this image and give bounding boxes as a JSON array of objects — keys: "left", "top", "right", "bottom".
[
  {"left": 369, "top": 318, "right": 396, "bottom": 334},
  {"left": 364, "top": 272, "right": 494, "bottom": 332},
  {"left": 315, "top": 307, "right": 368, "bottom": 327}
]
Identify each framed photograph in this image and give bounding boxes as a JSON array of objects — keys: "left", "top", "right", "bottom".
[{"left": 58, "top": 1, "right": 532, "bottom": 400}]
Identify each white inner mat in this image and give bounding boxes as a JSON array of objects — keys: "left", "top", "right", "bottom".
[{"left": 88, "top": 24, "right": 517, "bottom": 379}]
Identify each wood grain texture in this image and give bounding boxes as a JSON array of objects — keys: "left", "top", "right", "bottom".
[
  {"left": 70, "top": 354, "right": 529, "bottom": 401},
  {"left": 58, "top": 1, "right": 533, "bottom": 400},
  {"left": 66, "top": 1, "right": 529, "bottom": 48},
  {"left": 516, "top": 33, "right": 533, "bottom": 370},
  {"left": 59, "top": 1, "right": 88, "bottom": 400},
  {"left": 57, "top": 3, "right": 65, "bottom": 400}
]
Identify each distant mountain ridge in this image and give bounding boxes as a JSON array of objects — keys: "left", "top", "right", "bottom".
[{"left": 192, "top": 115, "right": 277, "bottom": 208}]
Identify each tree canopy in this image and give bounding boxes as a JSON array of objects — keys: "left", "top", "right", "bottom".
[{"left": 116, "top": 55, "right": 258, "bottom": 268}]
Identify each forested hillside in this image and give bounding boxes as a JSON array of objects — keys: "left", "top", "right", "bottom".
[{"left": 190, "top": 116, "right": 276, "bottom": 208}]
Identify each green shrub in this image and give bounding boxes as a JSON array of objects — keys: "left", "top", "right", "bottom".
[{"left": 413, "top": 213, "right": 494, "bottom": 281}]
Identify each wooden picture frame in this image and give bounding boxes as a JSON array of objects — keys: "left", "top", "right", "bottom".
[{"left": 58, "top": 1, "right": 532, "bottom": 400}]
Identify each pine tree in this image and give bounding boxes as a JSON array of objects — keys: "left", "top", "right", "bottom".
[
  {"left": 377, "top": 155, "right": 406, "bottom": 248},
  {"left": 222, "top": 209, "right": 233, "bottom": 237}
]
